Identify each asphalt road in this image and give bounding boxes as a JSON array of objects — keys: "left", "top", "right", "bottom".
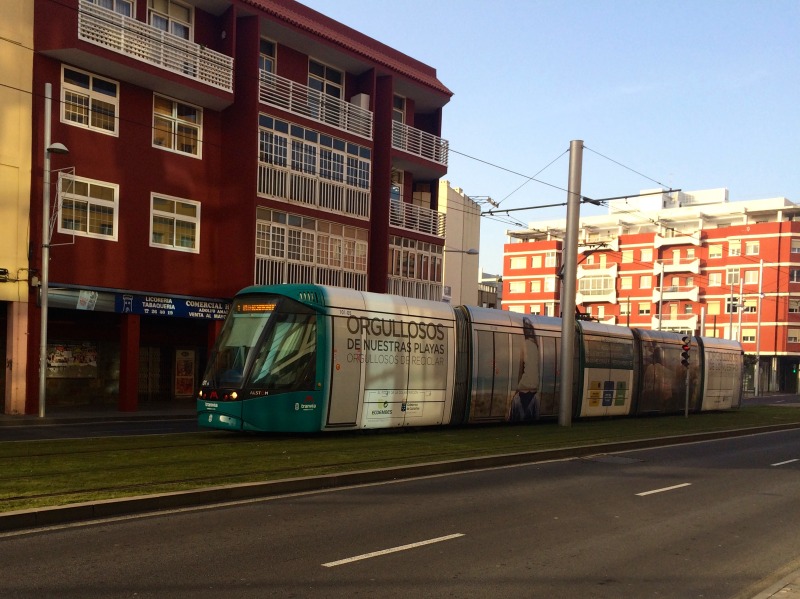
[{"left": 2, "top": 429, "right": 798, "bottom": 598}]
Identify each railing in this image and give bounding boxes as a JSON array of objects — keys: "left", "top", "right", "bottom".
[
  {"left": 391, "top": 121, "right": 449, "bottom": 166},
  {"left": 386, "top": 277, "right": 443, "bottom": 301},
  {"left": 389, "top": 199, "right": 446, "bottom": 237},
  {"left": 255, "top": 256, "right": 367, "bottom": 290},
  {"left": 78, "top": 0, "right": 233, "bottom": 92},
  {"left": 258, "top": 163, "right": 370, "bottom": 219},
  {"left": 259, "top": 71, "right": 373, "bottom": 139}
]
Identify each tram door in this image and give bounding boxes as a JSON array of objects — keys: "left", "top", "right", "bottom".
[
  {"left": 138, "top": 347, "right": 171, "bottom": 403},
  {"left": 470, "top": 330, "right": 512, "bottom": 422}
]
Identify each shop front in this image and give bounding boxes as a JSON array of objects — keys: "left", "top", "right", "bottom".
[{"left": 45, "top": 288, "right": 229, "bottom": 411}]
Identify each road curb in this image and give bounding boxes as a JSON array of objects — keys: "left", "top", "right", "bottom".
[{"left": 3, "top": 422, "right": 800, "bottom": 534}]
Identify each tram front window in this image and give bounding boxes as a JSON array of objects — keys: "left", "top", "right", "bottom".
[
  {"left": 249, "top": 312, "right": 316, "bottom": 392},
  {"left": 203, "top": 297, "right": 278, "bottom": 388}
]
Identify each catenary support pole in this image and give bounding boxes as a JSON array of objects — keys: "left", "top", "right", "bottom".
[{"left": 558, "top": 140, "right": 583, "bottom": 427}]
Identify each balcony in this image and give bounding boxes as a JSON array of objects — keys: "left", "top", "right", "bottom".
[
  {"left": 653, "top": 257, "right": 701, "bottom": 275},
  {"left": 259, "top": 71, "right": 373, "bottom": 139},
  {"left": 390, "top": 199, "right": 446, "bottom": 237},
  {"left": 650, "top": 314, "right": 698, "bottom": 332},
  {"left": 578, "top": 238, "right": 619, "bottom": 253},
  {"left": 577, "top": 263, "right": 618, "bottom": 279},
  {"left": 654, "top": 233, "right": 701, "bottom": 248},
  {"left": 78, "top": 0, "right": 233, "bottom": 92},
  {"left": 392, "top": 121, "right": 449, "bottom": 167},
  {"left": 652, "top": 285, "right": 700, "bottom": 302}
]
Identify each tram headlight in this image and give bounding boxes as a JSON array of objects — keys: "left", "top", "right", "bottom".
[{"left": 230, "top": 391, "right": 238, "bottom": 400}]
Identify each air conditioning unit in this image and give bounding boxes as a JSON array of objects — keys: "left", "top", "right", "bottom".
[{"left": 350, "top": 93, "right": 369, "bottom": 110}]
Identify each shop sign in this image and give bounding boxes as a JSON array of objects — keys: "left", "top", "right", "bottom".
[{"left": 116, "top": 294, "right": 229, "bottom": 319}]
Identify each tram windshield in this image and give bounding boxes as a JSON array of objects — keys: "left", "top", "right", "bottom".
[{"left": 202, "top": 295, "right": 316, "bottom": 391}]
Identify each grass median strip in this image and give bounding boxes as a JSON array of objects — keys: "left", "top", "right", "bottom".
[{"left": 2, "top": 406, "right": 799, "bottom": 513}]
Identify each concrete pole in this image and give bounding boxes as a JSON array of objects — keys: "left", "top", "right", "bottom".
[
  {"left": 755, "top": 259, "right": 763, "bottom": 396},
  {"left": 39, "top": 83, "right": 53, "bottom": 418},
  {"left": 738, "top": 277, "right": 744, "bottom": 342},
  {"left": 657, "top": 265, "right": 664, "bottom": 330},
  {"left": 558, "top": 140, "right": 582, "bottom": 427}
]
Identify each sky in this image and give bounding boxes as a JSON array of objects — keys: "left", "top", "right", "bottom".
[{"left": 299, "top": 0, "right": 800, "bottom": 275}]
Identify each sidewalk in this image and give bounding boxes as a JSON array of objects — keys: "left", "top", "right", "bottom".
[{"left": 0, "top": 403, "right": 196, "bottom": 426}]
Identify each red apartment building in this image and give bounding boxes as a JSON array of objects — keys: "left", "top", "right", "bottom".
[
  {"left": 20, "top": 0, "right": 451, "bottom": 414},
  {"left": 502, "top": 189, "right": 800, "bottom": 394}
]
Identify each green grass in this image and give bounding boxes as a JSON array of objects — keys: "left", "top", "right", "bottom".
[{"left": 1, "top": 406, "right": 799, "bottom": 513}]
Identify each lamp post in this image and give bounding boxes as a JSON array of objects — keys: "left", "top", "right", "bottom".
[{"left": 39, "top": 82, "right": 69, "bottom": 418}]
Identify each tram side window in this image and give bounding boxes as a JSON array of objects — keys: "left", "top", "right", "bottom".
[{"left": 249, "top": 314, "right": 317, "bottom": 392}]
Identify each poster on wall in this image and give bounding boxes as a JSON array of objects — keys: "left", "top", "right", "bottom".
[
  {"left": 47, "top": 341, "right": 98, "bottom": 378},
  {"left": 175, "top": 349, "right": 196, "bottom": 397}
]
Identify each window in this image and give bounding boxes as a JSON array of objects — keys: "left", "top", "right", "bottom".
[
  {"left": 530, "top": 255, "right": 542, "bottom": 268},
  {"left": 744, "top": 270, "right": 759, "bottom": 285},
  {"left": 308, "top": 60, "right": 343, "bottom": 100},
  {"left": 706, "top": 302, "right": 720, "bottom": 315},
  {"left": 259, "top": 39, "right": 276, "bottom": 74},
  {"left": 544, "top": 302, "right": 556, "bottom": 317},
  {"left": 791, "top": 269, "right": 800, "bottom": 283},
  {"left": 150, "top": 194, "right": 200, "bottom": 252},
  {"left": 640, "top": 275, "right": 652, "bottom": 289},
  {"left": 620, "top": 276, "right": 632, "bottom": 290},
  {"left": 153, "top": 95, "right": 202, "bottom": 157},
  {"left": 62, "top": 67, "right": 119, "bottom": 135},
  {"left": 393, "top": 95, "right": 405, "bottom": 123},
  {"left": 544, "top": 277, "right": 556, "bottom": 292},
  {"left": 308, "top": 59, "right": 343, "bottom": 126},
  {"left": 578, "top": 276, "right": 613, "bottom": 296},
  {"left": 684, "top": 303, "right": 693, "bottom": 314},
  {"left": 638, "top": 303, "right": 651, "bottom": 315},
  {"left": 742, "top": 329, "right": 756, "bottom": 343},
  {"left": 745, "top": 241, "right": 760, "bottom": 256},
  {"left": 686, "top": 248, "right": 695, "bottom": 258},
  {"left": 148, "top": 0, "right": 192, "bottom": 40},
  {"left": 530, "top": 305, "right": 541, "bottom": 315},
  {"left": 544, "top": 251, "right": 558, "bottom": 268},
  {"left": 90, "top": 0, "right": 132, "bottom": 16},
  {"left": 708, "top": 244, "right": 722, "bottom": 259},
  {"left": 789, "top": 329, "right": 800, "bottom": 343},
  {"left": 792, "top": 239, "right": 800, "bottom": 254},
  {"left": 743, "top": 299, "right": 757, "bottom": 313},
  {"left": 708, "top": 272, "right": 722, "bottom": 287},
  {"left": 57, "top": 174, "right": 118, "bottom": 240},
  {"left": 530, "top": 280, "right": 541, "bottom": 293},
  {"left": 726, "top": 268, "right": 740, "bottom": 286},
  {"left": 640, "top": 248, "right": 652, "bottom": 262},
  {"left": 620, "top": 301, "right": 630, "bottom": 315},
  {"left": 508, "top": 305, "right": 525, "bottom": 314},
  {"left": 509, "top": 281, "right": 525, "bottom": 294},
  {"left": 509, "top": 257, "right": 526, "bottom": 269},
  {"left": 791, "top": 299, "right": 800, "bottom": 314},
  {"left": 728, "top": 240, "right": 741, "bottom": 257},
  {"left": 622, "top": 250, "right": 633, "bottom": 263}
]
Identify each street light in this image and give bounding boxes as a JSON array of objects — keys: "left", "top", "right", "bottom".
[
  {"left": 444, "top": 248, "right": 479, "bottom": 255},
  {"left": 39, "top": 82, "right": 69, "bottom": 418}
]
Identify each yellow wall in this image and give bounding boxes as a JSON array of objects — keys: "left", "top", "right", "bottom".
[
  {"left": 0, "top": 0, "right": 33, "bottom": 303},
  {"left": 1, "top": 0, "right": 33, "bottom": 413}
]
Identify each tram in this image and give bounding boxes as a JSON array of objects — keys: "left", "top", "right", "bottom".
[{"left": 197, "top": 284, "right": 743, "bottom": 432}]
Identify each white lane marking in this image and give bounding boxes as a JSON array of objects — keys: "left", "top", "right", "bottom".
[
  {"left": 322, "top": 533, "right": 465, "bottom": 568},
  {"left": 772, "top": 459, "right": 799, "bottom": 467},
  {"left": 636, "top": 483, "right": 691, "bottom": 497}
]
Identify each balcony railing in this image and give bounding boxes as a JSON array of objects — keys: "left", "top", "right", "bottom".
[
  {"left": 651, "top": 314, "right": 698, "bottom": 331},
  {"left": 653, "top": 257, "right": 701, "bottom": 275},
  {"left": 78, "top": 0, "right": 233, "bottom": 92},
  {"left": 258, "top": 162, "right": 370, "bottom": 219},
  {"left": 392, "top": 121, "right": 449, "bottom": 166},
  {"left": 389, "top": 199, "right": 446, "bottom": 237},
  {"left": 259, "top": 71, "right": 373, "bottom": 139},
  {"left": 652, "top": 285, "right": 700, "bottom": 302}
]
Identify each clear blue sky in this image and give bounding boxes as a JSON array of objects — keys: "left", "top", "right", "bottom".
[{"left": 299, "top": 0, "right": 800, "bottom": 274}]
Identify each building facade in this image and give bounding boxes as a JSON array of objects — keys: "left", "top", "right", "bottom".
[
  {"left": 9, "top": 0, "right": 452, "bottom": 414},
  {"left": 502, "top": 189, "right": 800, "bottom": 394},
  {"left": 440, "top": 181, "right": 481, "bottom": 306}
]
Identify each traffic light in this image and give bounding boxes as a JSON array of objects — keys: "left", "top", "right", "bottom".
[{"left": 680, "top": 335, "right": 691, "bottom": 368}]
